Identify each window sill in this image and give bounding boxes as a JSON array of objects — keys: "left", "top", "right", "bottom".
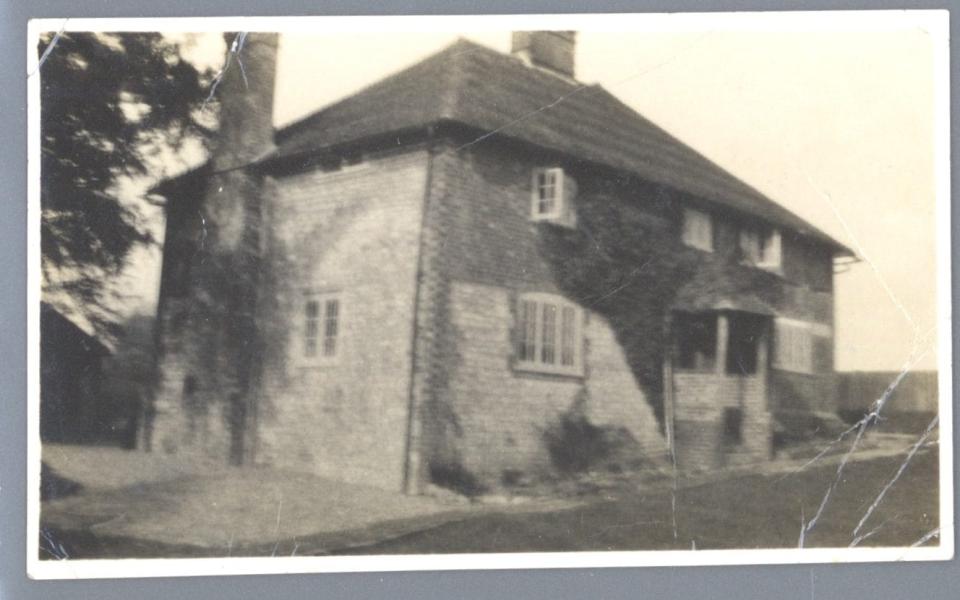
[
  {"left": 674, "top": 368, "right": 718, "bottom": 375},
  {"left": 513, "top": 361, "right": 584, "bottom": 379},
  {"left": 682, "top": 243, "right": 715, "bottom": 254},
  {"left": 296, "top": 359, "right": 340, "bottom": 369},
  {"left": 531, "top": 215, "right": 577, "bottom": 229},
  {"left": 740, "top": 260, "right": 784, "bottom": 276},
  {"left": 771, "top": 367, "right": 816, "bottom": 376},
  {"left": 675, "top": 370, "right": 763, "bottom": 378}
]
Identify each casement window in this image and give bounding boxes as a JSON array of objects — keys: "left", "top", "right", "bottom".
[
  {"left": 681, "top": 208, "right": 714, "bottom": 252},
  {"left": 740, "top": 226, "right": 782, "bottom": 270},
  {"left": 772, "top": 318, "right": 831, "bottom": 374},
  {"left": 302, "top": 292, "right": 341, "bottom": 363},
  {"left": 531, "top": 167, "right": 577, "bottom": 225},
  {"left": 515, "top": 293, "right": 583, "bottom": 375}
]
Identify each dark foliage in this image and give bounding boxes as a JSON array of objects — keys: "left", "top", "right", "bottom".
[
  {"left": 537, "top": 180, "right": 700, "bottom": 429},
  {"left": 541, "top": 393, "right": 645, "bottom": 476},
  {"left": 543, "top": 409, "right": 612, "bottom": 475},
  {"left": 39, "top": 32, "right": 212, "bottom": 330},
  {"left": 538, "top": 175, "right": 790, "bottom": 430}
]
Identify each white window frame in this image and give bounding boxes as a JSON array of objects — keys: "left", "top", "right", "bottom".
[
  {"left": 514, "top": 292, "right": 584, "bottom": 376},
  {"left": 681, "top": 208, "right": 714, "bottom": 252},
  {"left": 531, "top": 167, "right": 566, "bottom": 221},
  {"left": 300, "top": 291, "right": 342, "bottom": 365},
  {"left": 739, "top": 228, "right": 762, "bottom": 264},
  {"left": 740, "top": 226, "right": 782, "bottom": 271},
  {"left": 759, "top": 228, "right": 782, "bottom": 270}
]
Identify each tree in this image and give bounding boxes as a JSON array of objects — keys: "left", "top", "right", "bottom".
[{"left": 38, "top": 32, "right": 214, "bottom": 333}]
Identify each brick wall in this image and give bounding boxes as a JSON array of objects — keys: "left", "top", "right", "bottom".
[
  {"left": 413, "top": 142, "right": 669, "bottom": 490},
  {"left": 152, "top": 124, "right": 839, "bottom": 489},
  {"left": 152, "top": 297, "right": 236, "bottom": 464},
  {"left": 410, "top": 135, "right": 839, "bottom": 485},
  {"left": 152, "top": 165, "right": 275, "bottom": 466},
  {"left": 441, "top": 281, "right": 668, "bottom": 483},
  {"left": 254, "top": 150, "right": 431, "bottom": 490},
  {"left": 695, "top": 209, "right": 838, "bottom": 419},
  {"left": 151, "top": 34, "right": 278, "bottom": 467},
  {"left": 672, "top": 373, "right": 771, "bottom": 471}
]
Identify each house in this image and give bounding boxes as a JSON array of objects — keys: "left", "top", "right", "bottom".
[{"left": 149, "top": 32, "right": 853, "bottom": 494}]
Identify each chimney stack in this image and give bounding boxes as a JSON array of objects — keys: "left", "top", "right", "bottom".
[
  {"left": 511, "top": 31, "right": 576, "bottom": 79},
  {"left": 213, "top": 32, "right": 278, "bottom": 171},
  {"left": 202, "top": 32, "right": 279, "bottom": 254}
]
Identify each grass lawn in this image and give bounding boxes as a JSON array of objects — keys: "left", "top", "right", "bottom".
[
  {"left": 41, "top": 444, "right": 939, "bottom": 558},
  {"left": 339, "top": 447, "right": 940, "bottom": 554}
]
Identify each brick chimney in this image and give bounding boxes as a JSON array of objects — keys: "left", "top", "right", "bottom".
[
  {"left": 202, "top": 32, "right": 278, "bottom": 255},
  {"left": 212, "top": 32, "right": 278, "bottom": 172},
  {"left": 511, "top": 31, "right": 576, "bottom": 79},
  {"left": 192, "top": 32, "right": 280, "bottom": 465}
]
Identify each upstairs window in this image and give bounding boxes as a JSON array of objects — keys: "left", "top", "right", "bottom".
[
  {"left": 740, "top": 226, "right": 782, "bottom": 270},
  {"left": 681, "top": 208, "right": 714, "bottom": 252},
  {"left": 515, "top": 293, "right": 583, "bottom": 376},
  {"left": 531, "top": 167, "right": 576, "bottom": 225},
  {"left": 302, "top": 292, "right": 341, "bottom": 363}
]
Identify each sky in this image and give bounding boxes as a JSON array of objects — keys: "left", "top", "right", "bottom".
[{"left": 120, "top": 19, "right": 942, "bottom": 372}]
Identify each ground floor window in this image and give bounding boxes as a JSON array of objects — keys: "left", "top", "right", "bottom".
[
  {"left": 772, "top": 318, "right": 814, "bottom": 373},
  {"left": 772, "top": 318, "right": 833, "bottom": 374},
  {"left": 515, "top": 292, "right": 583, "bottom": 375},
  {"left": 302, "top": 292, "right": 341, "bottom": 363}
]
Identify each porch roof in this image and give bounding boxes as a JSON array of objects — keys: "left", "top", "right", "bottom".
[{"left": 671, "top": 264, "right": 777, "bottom": 316}]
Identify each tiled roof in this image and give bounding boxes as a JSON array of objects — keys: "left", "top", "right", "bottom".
[{"left": 272, "top": 39, "right": 850, "bottom": 254}]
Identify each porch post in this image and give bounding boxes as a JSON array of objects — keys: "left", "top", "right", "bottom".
[
  {"left": 757, "top": 320, "right": 770, "bottom": 407},
  {"left": 756, "top": 324, "right": 769, "bottom": 377},
  {"left": 663, "top": 313, "right": 675, "bottom": 452},
  {"left": 715, "top": 312, "right": 729, "bottom": 375}
]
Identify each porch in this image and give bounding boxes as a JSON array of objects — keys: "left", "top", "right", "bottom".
[{"left": 665, "top": 309, "right": 774, "bottom": 472}]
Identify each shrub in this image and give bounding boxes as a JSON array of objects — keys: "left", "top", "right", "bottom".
[
  {"left": 543, "top": 408, "right": 614, "bottom": 475},
  {"left": 428, "top": 461, "right": 488, "bottom": 497}
]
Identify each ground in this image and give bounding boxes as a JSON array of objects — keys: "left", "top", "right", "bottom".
[
  {"left": 39, "top": 433, "right": 940, "bottom": 559},
  {"left": 349, "top": 448, "right": 939, "bottom": 554}
]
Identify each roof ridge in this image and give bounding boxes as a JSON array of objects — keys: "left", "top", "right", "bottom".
[{"left": 438, "top": 38, "right": 473, "bottom": 119}]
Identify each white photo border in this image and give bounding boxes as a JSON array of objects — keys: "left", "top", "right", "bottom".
[{"left": 26, "top": 10, "right": 953, "bottom": 580}]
